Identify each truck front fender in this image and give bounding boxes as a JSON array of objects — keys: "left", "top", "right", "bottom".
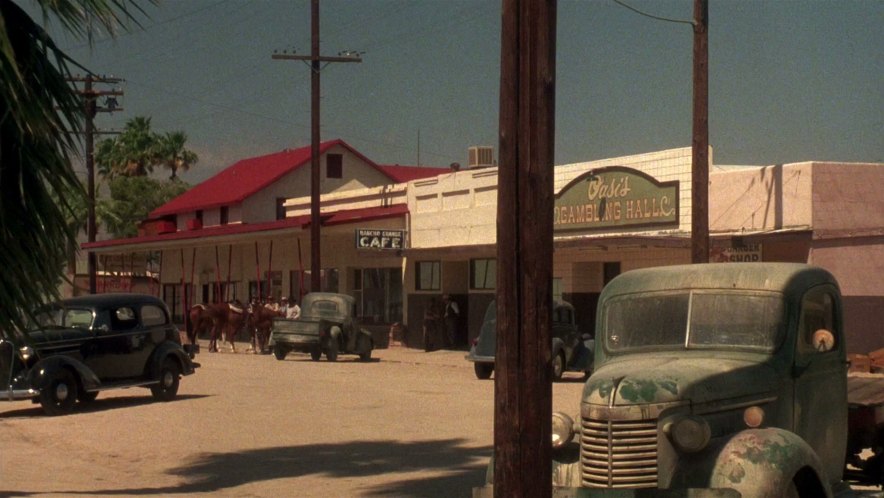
[
  {"left": 28, "top": 356, "right": 101, "bottom": 393},
  {"left": 706, "top": 428, "right": 832, "bottom": 498}
]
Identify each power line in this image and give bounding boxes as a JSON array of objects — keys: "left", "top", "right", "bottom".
[{"left": 611, "top": 0, "right": 695, "bottom": 26}]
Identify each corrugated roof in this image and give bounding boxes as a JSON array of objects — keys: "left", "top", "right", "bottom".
[
  {"left": 150, "top": 139, "right": 393, "bottom": 218},
  {"left": 377, "top": 164, "right": 450, "bottom": 182}
]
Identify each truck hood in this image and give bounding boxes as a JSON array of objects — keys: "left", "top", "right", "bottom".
[{"left": 584, "top": 356, "right": 778, "bottom": 406}]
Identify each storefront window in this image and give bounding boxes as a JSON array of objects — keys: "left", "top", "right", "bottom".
[
  {"left": 416, "top": 261, "right": 441, "bottom": 291},
  {"left": 163, "top": 283, "right": 193, "bottom": 323},
  {"left": 353, "top": 267, "right": 402, "bottom": 325},
  {"left": 470, "top": 258, "right": 497, "bottom": 290},
  {"left": 290, "top": 269, "right": 339, "bottom": 300}
]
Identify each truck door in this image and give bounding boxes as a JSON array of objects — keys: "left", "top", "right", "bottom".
[{"left": 792, "top": 285, "right": 848, "bottom": 483}]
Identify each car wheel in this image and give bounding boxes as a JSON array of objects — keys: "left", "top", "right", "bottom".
[
  {"left": 474, "top": 362, "right": 494, "bottom": 380},
  {"left": 40, "top": 369, "right": 77, "bottom": 416},
  {"left": 310, "top": 348, "right": 322, "bottom": 361},
  {"left": 326, "top": 339, "right": 339, "bottom": 362},
  {"left": 552, "top": 352, "right": 565, "bottom": 381},
  {"left": 273, "top": 345, "right": 287, "bottom": 360},
  {"left": 150, "top": 358, "right": 180, "bottom": 402}
]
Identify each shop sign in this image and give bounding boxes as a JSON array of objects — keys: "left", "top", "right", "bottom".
[
  {"left": 711, "top": 243, "right": 763, "bottom": 262},
  {"left": 554, "top": 166, "right": 679, "bottom": 232},
  {"left": 355, "top": 229, "right": 404, "bottom": 250}
]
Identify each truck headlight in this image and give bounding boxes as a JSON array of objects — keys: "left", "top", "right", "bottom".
[
  {"left": 19, "top": 345, "right": 34, "bottom": 361},
  {"left": 552, "top": 412, "right": 575, "bottom": 449},
  {"left": 667, "top": 415, "right": 710, "bottom": 453},
  {"left": 743, "top": 406, "right": 765, "bottom": 428}
]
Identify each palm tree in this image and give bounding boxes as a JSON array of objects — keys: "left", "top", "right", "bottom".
[
  {"left": 0, "top": 1, "right": 145, "bottom": 334},
  {"left": 157, "top": 131, "right": 198, "bottom": 179},
  {"left": 95, "top": 116, "right": 159, "bottom": 178}
]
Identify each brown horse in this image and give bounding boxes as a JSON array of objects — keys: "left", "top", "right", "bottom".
[
  {"left": 186, "top": 304, "right": 213, "bottom": 347},
  {"left": 247, "top": 304, "right": 281, "bottom": 354},
  {"left": 204, "top": 301, "right": 247, "bottom": 353}
]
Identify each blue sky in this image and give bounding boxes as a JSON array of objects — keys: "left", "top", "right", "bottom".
[{"left": 43, "top": 0, "right": 883, "bottom": 183}]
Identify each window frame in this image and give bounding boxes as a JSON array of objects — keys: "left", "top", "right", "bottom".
[
  {"left": 470, "top": 258, "right": 497, "bottom": 290},
  {"left": 415, "top": 261, "right": 441, "bottom": 291}
]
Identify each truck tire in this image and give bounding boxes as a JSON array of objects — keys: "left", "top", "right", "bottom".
[
  {"left": 273, "top": 345, "right": 287, "bottom": 360},
  {"left": 326, "top": 339, "right": 339, "bottom": 362},
  {"left": 40, "top": 368, "right": 77, "bottom": 416},
  {"left": 552, "top": 352, "right": 565, "bottom": 381},
  {"left": 310, "top": 348, "right": 322, "bottom": 361},
  {"left": 474, "top": 362, "right": 493, "bottom": 380}
]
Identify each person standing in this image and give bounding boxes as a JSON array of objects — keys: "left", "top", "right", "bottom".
[
  {"left": 442, "top": 294, "right": 460, "bottom": 348},
  {"left": 286, "top": 298, "right": 301, "bottom": 320}
]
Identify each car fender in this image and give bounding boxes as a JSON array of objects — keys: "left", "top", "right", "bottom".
[
  {"left": 551, "top": 337, "right": 565, "bottom": 359},
  {"left": 704, "top": 428, "right": 832, "bottom": 497},
  {"left": 28, "top": 355, "right": 100, "bottom": 392},
  {"left": 149, "top": 341, "right": 196, "bottom": 378}
]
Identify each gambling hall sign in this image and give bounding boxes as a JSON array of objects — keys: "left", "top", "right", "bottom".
[{"left": 554, "top": 166, "right": 679, "bottom": 233}]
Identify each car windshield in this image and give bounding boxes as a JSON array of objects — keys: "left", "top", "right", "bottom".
[
  {"left": 29, "top": 307, "right": 95, "bottom": 329},
  {"left": 604, "top": 291, "right": 784, "bottom": 353}
]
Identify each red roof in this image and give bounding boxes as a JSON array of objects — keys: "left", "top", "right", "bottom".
[
  {"left": 83, "top": 204, "right": 408, "bottom": 250},
  {"left": 150, "top": 139, "right": 394, "bottom": 218},
  {"left": 377, "top": 164, "right": 450, "bottom": 182}
]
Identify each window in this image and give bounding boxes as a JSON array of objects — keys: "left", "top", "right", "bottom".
[
  {"left": 163, "top": 283, "right": 192, "bottom": 322},
  {"left": 416, "top": 261, "right": 441, "bottom": 291},
  {"left": 352, "top": 267, "right": 402, "bottom": 325},
  {"left": 603, "top": 262, "right": 621, "bottom": 286},
  {"left": 276, "top": 198, "right": 286, "bottom": 221},
  {"left": 327, "top": 153, "right": 343, "bottom": 179},
  {"left": 195, "top": 210, "right": 203, "bottom": 224},
  {"left": 141, "top": 305, "right": 168, "bottom": 327},
  {"left": 220, "top": 206, "right": 229, "bottom": 225},
  {"left": 798, "top": 287, "right": 838, "bottom": 353},
  {"left": 112, "top": 307, "right": 138, "bottom": 330},
  {"left": 470, "top": 258, "right": 497, "bottom": 290}
]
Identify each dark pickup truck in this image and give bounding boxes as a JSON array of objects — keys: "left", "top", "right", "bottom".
[{"left": 268, "top": 292, "right": 373, "bottom": 362}]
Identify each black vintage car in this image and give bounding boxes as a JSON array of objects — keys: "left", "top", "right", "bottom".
[
  {"left": 0, "top": 293, "right": 198, "bottom": 415},
  {"left": 465, "top": 299, "right": 594, "bottom": 381}
]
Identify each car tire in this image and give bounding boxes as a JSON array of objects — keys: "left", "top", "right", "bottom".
[
  {"left": 310, "top": 348, "right": 322, "bottom": 361},
  {"left": 273, "top": 345, "right": 287, "bottom": 361},
  {"left": 40, "top": 369, "right": 77, "bottom": 416},
  {"left": 552, "top": 352, "right": 565, "bottom": 382},
  {"left": 150, "top": 358, "right": 180, "bottom": 402},
  {"left": 326, "top": 338, "right": 339, "bottom": 362},
  {"left": 474, "top": 362, "right": 494, "bottom": 380}
]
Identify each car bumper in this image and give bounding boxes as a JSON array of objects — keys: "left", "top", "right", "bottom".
[
  {"left": 3, "top": 387, "right": 38, "bottom": 401},
  {"left": 473, "top": 486, "right": 739, "bottom": 498}
]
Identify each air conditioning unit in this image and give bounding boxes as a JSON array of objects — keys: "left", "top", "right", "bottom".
[
  {"left": 468, "top": 146, "right": 494, "bottom": 169},
  {"left": 187, "top": 218, "right": 203, "bottom": 230}
]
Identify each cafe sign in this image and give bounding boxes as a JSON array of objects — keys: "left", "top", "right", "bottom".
[
  {"left": 355, "top": 229, "right": 405, "bottom": 250},
  {"left": 554, "top": 166, "right": 679, "bottom": 232}
]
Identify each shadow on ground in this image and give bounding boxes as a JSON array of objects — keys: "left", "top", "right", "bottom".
[
  {"left": 1, "top": 439, "right": 490, "bottom": 497},
  {"left": 0, "top": 394, "right": 209, "bottom": 419}
]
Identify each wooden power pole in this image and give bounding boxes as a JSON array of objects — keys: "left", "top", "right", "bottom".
[
  {"left": 495, "top": 0, "right": 557, "bottom": 496},
  {"left": 691, "top": 0, "right": 709, "bottom": 263},
  {"left": 272, "top": 0, "right": 361, "bottom": 292}
]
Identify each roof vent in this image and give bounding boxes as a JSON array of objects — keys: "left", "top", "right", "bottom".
[{"left": 468, "top": 146, "right": 494, "bottom": 169}]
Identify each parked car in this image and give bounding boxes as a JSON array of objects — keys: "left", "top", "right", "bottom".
[
  {"left": 465, "top": 299, "right": 594, "bottom": 381},
  {"left": 0, "top": 293, "right": 199, "bottom": 416},
  {"left": 269, "top": 292, "right": 374, "bottom": 362}
]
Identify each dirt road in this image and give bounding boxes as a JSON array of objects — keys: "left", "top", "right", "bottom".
[{"left": 0, "top": 344, "right": 584, "bottom": 497}]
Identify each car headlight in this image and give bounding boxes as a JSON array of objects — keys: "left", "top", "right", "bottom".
[
  {"left": 551, "top": 412, "right": 575, "bottom": 449},
  {"left": 667, "top": 415, "right": 711, "bottom": 453},
  {"left": 19, "top": 345, "right": 34, "bottom": 361}
]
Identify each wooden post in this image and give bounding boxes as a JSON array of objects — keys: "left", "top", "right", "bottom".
[
  {"left": 255, "top": 241, "right": 262, "bottom": 302},
  {"left": 495, "top": 0, "right": 557, "bottom": 496},
  {"left": 180, "top": 249, "right": 187, "bottom": 329},
  {"left": 189, "top": 248, "right": 196, "bottom": 308},
  {"left": 226, "top": 245, "right": 233, "bottom": 302},
  {"left": 691, "top": 0, "right": 709, "bottom": 263},
  {"left": 267, "top": 240, "right": 274, "bottom": 299},
  {"left": 214, "top": 246, "right": 222, "bottom": 303}
]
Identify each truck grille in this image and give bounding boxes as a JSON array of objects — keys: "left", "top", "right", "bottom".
[{"left": 580, "top": 416, "right": 658, "bottom": 488}]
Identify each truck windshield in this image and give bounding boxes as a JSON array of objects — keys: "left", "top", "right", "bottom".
[{"left": 604, "top": 291, "right": 784, "bottom": 353}]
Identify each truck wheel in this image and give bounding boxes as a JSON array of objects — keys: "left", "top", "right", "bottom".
[
  {"left": 474, "top": 362, "right": 493, "bottom": 380},
  {"left": 273, "top": 345, "right": 287, "bottom": 360},
  {"left": 150, "top": 359, "right": 180, "bottom": 402},
  {"left": 40, "top": 369, "right": 77, "bottom": 416},
  {"left": 359, "top": 348, "right": 372, "bottom": 362},
  {"left": 552, "top": 352, "right": 565, "bottom": 381},
  {"left": 310, "top": 348, "right": 322, "bottom": 361},
  {"left": 326, "top": 339, "right": 339, "bottom": 362}
]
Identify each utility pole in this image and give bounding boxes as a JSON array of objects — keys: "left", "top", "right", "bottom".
[
  {"left": 691, "top": 0, "right": 709, "bottom": 263},
  {"left": 69, "top": 74, "right": 124, "bottom": 293},
  {"left": 272, "top": 0, "right": 361, "bottom": 293},
  {"left": 496, "top": 0, "right": 557, "bottom": 496}
]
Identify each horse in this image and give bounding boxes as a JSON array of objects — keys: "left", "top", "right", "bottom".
[
  {"left": 204, "top": 301, "right": 247, "bottom": 353},
  {"left": 246, "top": 304, "right": 281, "bottom": 354},
  {"left": 186, "top": 304, "right": 213, "bottom": 347}
]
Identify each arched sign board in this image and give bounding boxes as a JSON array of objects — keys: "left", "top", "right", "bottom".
[{"left": 554, "top": 166, "right": 679, "bottom": 233}]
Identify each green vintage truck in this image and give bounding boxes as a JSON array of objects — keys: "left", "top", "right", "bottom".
[
  {"left": 478, "top": 263, "right": 884, "bottom": 497},
  {"left": 268, "top": 292, "right": 373, "bottom": 362}
]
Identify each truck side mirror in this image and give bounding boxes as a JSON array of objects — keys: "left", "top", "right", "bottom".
[{"left": 811, "top": 329, "right": 835, "bottom": 352}]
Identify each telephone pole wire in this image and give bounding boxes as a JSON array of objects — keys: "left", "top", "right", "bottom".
[{"left": 272, "top": 0, "right": 362, "bottom": 293}]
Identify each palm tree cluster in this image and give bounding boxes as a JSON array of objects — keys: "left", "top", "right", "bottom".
[
  {"left": 96, "top": 116, "right": 198, "bottom": 180},
  {"left": 0, "top": 0, "right": 147, "bottom": 334}
]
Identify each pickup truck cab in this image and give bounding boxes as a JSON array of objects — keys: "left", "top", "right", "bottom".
[
  {"left": 268, "top": 292, "right": 373, "bottom": 362},
  {"left": 479, "top": 263, "right": 883, "bottom": 497}
]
